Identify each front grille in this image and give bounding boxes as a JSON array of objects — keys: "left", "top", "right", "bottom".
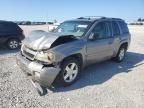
[
  {"left": 22, "top": 45, "right": 37, "bottom": 60},
  {"left": 23, "top": 50, "right": 34, "bottom": 59}
]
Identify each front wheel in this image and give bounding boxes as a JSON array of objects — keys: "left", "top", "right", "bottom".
[{"left": 55, "top": 57, "right": 81, "bottom": 87}]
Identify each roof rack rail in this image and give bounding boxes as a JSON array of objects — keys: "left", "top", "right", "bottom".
[
  {"left": 111, "top": 18, "right": 122, "bottom": 20},
  {"left": 85, "top": 16, "right": 106, "bottom": 19},
  {"left": 77, "top": 16, "right": 106, "bottom": 20}
]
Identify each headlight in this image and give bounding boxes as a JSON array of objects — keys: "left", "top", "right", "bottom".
[
  {"left": 47, "top": 52, "right": 55, "bottom": 61},
  {"left": 35, "top": 51, "right": 55, "bottom": 63}
]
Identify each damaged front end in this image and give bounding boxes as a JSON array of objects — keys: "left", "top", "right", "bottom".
[
  {"left": 22, "top": 30, "right": 77, "bottom": 50},
  {"left": 16, "top": 52, "right": 60, "bottom": 87},
  {"left": 16, "top": 52, "right": 60, "bottom": 95},
  {"left": 16, "top": 30, "right": 78, "bottom": 94}
]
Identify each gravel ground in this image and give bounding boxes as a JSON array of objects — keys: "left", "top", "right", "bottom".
[{"left": 0, "top": 25, "right": 144, "bottom": 108}]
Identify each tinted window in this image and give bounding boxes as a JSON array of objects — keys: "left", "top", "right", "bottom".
[
  {"left": 1, "top": 22, "right": 21, "bottom": 32},
  {"left": 0, "top": 23, "right": 5, "bottom": 29},
  {"left": 92, "top": 22, "right": 111, "bottom": 39},
  {"left": 5, "top": 23, "right": 20, "bottom": 31},
  {"left": 118, "top": 21, "right": 129, "bottom": 34},
  {"left": 105, "top": 21, "right": 112, "bottom": 37},
  {"left": 112, "top": 21, "right": 120, "bottom": 36}
]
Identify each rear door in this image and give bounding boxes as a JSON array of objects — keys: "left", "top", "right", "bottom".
[
  {"left": 117, "top": 21, "right": 131, "bottom": 42},
  {"left": 111, "top": 21, "right": 122, "bottom": 55},
  {"left": 86, "top": 21, "right": 114, "bottom": 64}
]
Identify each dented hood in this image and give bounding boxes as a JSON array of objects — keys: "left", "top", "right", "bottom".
[{"left": 23, "top": 30, "right": 65, "bottom": 50}]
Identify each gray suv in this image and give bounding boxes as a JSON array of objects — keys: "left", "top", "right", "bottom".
[{"left": 17, "top": 17, "right": 131, "bottom": 89}]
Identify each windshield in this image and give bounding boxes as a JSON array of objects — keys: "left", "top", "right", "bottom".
[{"left": 53, "top": 21, "right": 90, "bottom": 37}]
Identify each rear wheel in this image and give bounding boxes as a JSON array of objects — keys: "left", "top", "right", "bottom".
[
  {"left": 54, "top": 57, "right": 81, "bottom": 86},
  {"left": 7, "top": 39, "right": 20, "bottom": 49},
  {"left": 114, "top": 45, "right": 126, "bottom": 62}
]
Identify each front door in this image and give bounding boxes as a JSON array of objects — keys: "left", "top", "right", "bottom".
[{"left": 86, "top": 21, "right": 114, "bottom": 64}]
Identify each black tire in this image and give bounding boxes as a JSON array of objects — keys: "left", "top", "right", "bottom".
[
  {"left": 114, "top": 45, "right": 127, "bottom": 62},
  {"left": 7, "top": 39, "right": 20, "bottom": 50},
  {"left": 54, "top": 57, "right": 81, "bottom": 87}
]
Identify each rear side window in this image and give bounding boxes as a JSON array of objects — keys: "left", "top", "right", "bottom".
[
  {"left": 0, "top": 23, "right": 5, "bottom": 29},
  {"left": 1, "top": 22, "right": 22, "bottom": 33},
  {"left": 112, "top": 21, "right": 120, "bottom": 36},
  {"left": 105, "top": 21, "right": 112, "bottom": 37},
  {"left": 118, "top": 21, "right": 129, "bottom": 34},
  {"left": 6, "top": 23, "right": 21, "bottom": 31}
]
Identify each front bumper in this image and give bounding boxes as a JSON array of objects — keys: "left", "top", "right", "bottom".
[{"left": 16, "top": 53, "right": 60, "bottom": 87}]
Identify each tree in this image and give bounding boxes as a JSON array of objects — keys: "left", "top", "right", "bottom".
[
  {"left": 138, "top": 18, "right": 142, "bottom": 22},
  {"left": 54, "top": 19, "right": 58, "bottom": 24}
]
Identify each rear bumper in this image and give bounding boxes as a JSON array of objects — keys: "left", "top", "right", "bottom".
[{"left": 16, "top": 53, "right": 60, "bottom": 87}]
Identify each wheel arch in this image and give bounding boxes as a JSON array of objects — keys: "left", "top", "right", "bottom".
[
  {"left": 60, "top": 53, "right": 83, "bottom": 69},
  {"left": 113, "top": 42, "right": 128, "bottom": 57},
  {"left": 120, "top": 42, "right": 128, "bottom": 50},
  {"left": 6, "top": 37, "right": 20, "bottom": 44},
  {"left": 6, "top": 37, "right": 20, "bottom": 49}
]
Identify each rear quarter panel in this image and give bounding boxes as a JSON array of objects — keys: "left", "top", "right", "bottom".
[{"left": 113, "top": 33, "right": 130, "bottom": 57}]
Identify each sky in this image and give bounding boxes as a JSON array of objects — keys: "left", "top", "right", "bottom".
[{"left": 0, "top": 0, "right": 144, "bottom": 22}]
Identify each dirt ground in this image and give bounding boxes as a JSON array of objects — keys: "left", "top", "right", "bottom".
[{"left": 0, "top": 25, "right": 144, "bottom": 108}]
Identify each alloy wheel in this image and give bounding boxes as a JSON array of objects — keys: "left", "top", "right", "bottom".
[
  {"left": 63, "top": 63, "right": 78, "bottom": 83},
  {"left": 9, "top": 40, "right": 19, "bottom": 49}
]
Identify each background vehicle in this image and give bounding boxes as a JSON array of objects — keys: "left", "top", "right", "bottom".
[
  {"left": 17, "top": 17, "right": 131, "bottom": 91},
  {"left": 0, "top": 21, "right": 25, "bottom": 49}
]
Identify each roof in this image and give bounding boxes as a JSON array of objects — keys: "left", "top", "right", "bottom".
[
  {"left": 65, "top": 16, "right": 124, "bottom": 23},
  {"left": 0, "top": 20, "right": 14, "bottom": 23}
]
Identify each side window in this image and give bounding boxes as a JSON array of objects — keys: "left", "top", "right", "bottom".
[
  {"left": 0, "top": 23, "right": 4, "bottom": 28},
  {"left": 112, "top": 21, "right": 120, "bottom": 36},
  {"left": 0, "top": 23, "right": 5, "bottom": 32},
  {"left": 92, "top": 22, "right": 110, "bottom": 39},
  {"left": 6, "top": 23, "right": 17, "bottom": 31},
  {"left": 118, "top": 21, "right": 129, "bottom": 34},
  {"left": 105, "top": 21, "right": 112, "bottom": 37}
]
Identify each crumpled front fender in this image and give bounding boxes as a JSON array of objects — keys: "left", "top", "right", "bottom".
[{"left": 16, "top": 53, "right": 61, "bottom": 87}]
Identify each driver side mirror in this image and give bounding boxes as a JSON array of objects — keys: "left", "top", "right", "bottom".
[{"left": 88, "top": 33, "right": 99, "bottom": 41}]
